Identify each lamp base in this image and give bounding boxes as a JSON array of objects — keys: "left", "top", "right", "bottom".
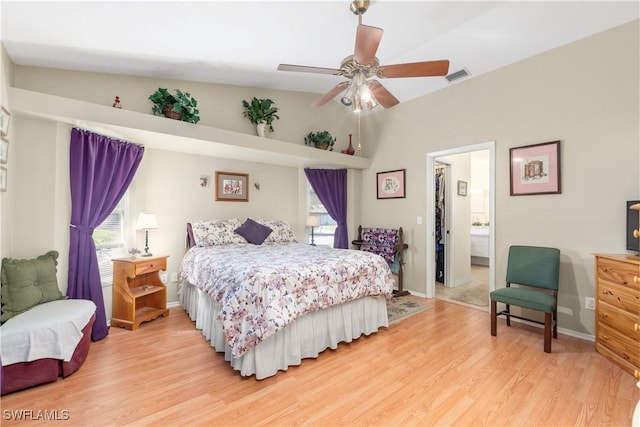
[{"left": 141, "top": 252, "right": 153, "bottom": 257}]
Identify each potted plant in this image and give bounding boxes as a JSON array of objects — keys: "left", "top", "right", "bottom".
[
  {"left": 148, "top": 88, "right": 200, "bottom": 124},
  {"left": 242, "top": 97, "right": 280, "bottom": 136},
  {"left": 304, "top": 130, "right": 336, "bottom": 151}
]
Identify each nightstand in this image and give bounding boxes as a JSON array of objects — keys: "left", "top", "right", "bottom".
[{"left": 111, "top": 255, "right": 169, "bottom": 330}]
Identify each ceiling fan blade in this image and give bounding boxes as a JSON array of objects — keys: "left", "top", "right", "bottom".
[
  {"left": 353, "top": 24, "right": 383, "bottom": 65},
  {"left": 277, "top": 64, "right": 341, "bottom": 75},
  {"left": 311, "top": 81, "right": 350, "bottom": 108},
  {"left": 378, "top": 60, "right": 450, "bottom": 78},
  {"left": 368, "top": 80, "right": 399, "bottom": 109}
]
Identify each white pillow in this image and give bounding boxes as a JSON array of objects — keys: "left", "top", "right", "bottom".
[
  {"left": 253, "top": 219, "right": 298, "bottom": 243},
  {"left": 190, "top": 219, "right": 247, "bottom": 246}
]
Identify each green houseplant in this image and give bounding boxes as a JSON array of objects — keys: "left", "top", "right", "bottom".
[
  {"left": 304, "top": 130, "right": 336, "bottom": 151},
  {"left": 148, "top": 88, "right": 200, "bottom": 124},
  {"left": 242, "top": 97, "right": 280, "bottom": 136}
]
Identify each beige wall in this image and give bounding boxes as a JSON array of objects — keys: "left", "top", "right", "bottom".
[
  {"left": 2, "top": 20, "right": 639, "bottom": 337},
  {"left": 359, "top": 20, "right": 639, "bottom": 335}
]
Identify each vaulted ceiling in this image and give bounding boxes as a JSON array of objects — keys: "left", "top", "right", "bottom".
[{"left": 1, "top": 1, "right": 638, "bottom": 109}]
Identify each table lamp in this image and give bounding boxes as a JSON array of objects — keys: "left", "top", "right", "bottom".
[
  {"left": 136, "top": 213, "right": 158, "bottom": 257},
  {"left": 306, "top": 215, "right": 319, "bottom": 246}
]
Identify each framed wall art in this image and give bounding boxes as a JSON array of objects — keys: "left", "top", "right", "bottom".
[
  {"left": 215, "top": 171, "right": 249, "bottom": 202},
  {"left": 0, "top": 107, "right": 9, "bottom": 137},
  {"left": 376, "top": 169, "right": 406, "bottom": 199},
  {"left": 510, "top": 140, "right": 561, "bottom": 196},
  {"left": 457, "top": 180, "right": 468, "bottom": 196},
  {"left": 0, "top": 137, "right": 8, "bottom": 164}
]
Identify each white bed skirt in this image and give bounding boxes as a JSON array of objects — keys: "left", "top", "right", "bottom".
[{"left": 179, "top": 281, "right": 389, "bottom": 379}]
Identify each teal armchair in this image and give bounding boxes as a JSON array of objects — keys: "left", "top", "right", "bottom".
[{"left": 490, "top": 245, "right": 560, "bottom": 353}]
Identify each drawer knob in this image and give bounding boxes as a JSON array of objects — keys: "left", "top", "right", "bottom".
[
  {"left": 635, "top": 323, "right": 640, "bottom": 332},
  {"left": 634, "top": 276, "right": 639, "bottom": 284},
  {"left": 634, "top": 229, "right": 640, "bottom": 239},
  {"left": 635, "top": 369, "right": 640, "bottom": 380}
]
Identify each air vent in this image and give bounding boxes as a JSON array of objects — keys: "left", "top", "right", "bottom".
[{"left": 446, "top": 68, "right": 471, "bottom": 83}]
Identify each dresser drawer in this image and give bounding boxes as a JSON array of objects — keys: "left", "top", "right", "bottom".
[
  {"left": 598, "top": 281, "right": 640, "bottom": 316},
  {"left": 596, "top": 257, "right": 640, "bottom": 292},
  {"left": 135, "top": 258, "right": 167, "bottom": 275},
  {"left": 597, "top": 323, "right": 640, "bottom": 367},
  {"left": 598, "top": 300, "right": 640, "bottom": 340}
]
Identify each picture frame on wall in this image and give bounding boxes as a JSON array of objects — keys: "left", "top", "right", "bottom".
[
  {"left": 0, "top": 107, "right": 10, "bottom": 137},
  {"left": 0, "top": 137, "right": 8, "bottom": 164},
  {"left": 0, "top": 166, "right": 7, "bottom": 192},
  {"left": 215, "top": 171, "right": 249, "bottom": 202},
  {"left": 510, "top": 140, "right": 561, "bottom": 196},
  {"left": 376, "top": 169, "right": 406, "bottom": 199},
  {"left": 457, "top": 180, "right": 468, "bottom": 196}
]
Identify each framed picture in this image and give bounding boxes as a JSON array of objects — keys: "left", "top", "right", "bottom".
[
  {"left": 510, "top": 140, "right": 561, "bottom": 196},
  {"left": 376, "top": 169, "right": 406, "bottom": 199},
  {"left": 215, "top": 171, "right": 249, "bottom": 202},
  {"left": 0, "top": 107, "right": 9, "bottom": 137},
  {"left": 0, "top": 166, "right": 6, "bottom": 192},
  {"left": 457, "top": 180, "right": 468, "bottom": 196},
  {"left": 0, "top": 137, "right": 8, "bottom": 164}
]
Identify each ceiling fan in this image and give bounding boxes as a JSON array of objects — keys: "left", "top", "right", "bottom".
[{"left": 277, "top": 0, "right": 450, "bottom": 112}]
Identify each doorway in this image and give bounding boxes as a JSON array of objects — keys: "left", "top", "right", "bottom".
[{"left": 425, "top": 141, "right": 496, "bottom": 302}]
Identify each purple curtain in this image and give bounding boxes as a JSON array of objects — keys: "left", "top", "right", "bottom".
[
  {"left": 304, "top": 168, "right": 348, "bottom": 249},
  {"left": 67, "top": 128, "right": 144, "bottom": 341}
]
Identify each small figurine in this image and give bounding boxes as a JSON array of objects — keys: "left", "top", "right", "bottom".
[{"left": 112, "top": 96, "right": 122, "bottom": 108}]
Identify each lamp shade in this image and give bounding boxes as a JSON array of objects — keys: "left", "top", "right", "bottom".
[
  {"left": 306, "top": 216, "right": 319, "bottom": 227},
  {"left": 136, "top": 213, "right": 158, "bottom": 230}
]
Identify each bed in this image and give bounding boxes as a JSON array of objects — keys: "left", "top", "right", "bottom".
[{"left": 178, "top": 218, "right": 395, "bottom": 379}]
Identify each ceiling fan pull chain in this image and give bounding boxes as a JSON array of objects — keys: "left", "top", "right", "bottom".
[{"left": 357, "top": 113, "right": 362, "bottom": 151}]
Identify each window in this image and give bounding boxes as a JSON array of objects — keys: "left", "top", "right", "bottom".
[
  {"left": 307, "top": 182, "right": 336, "bottom": 247},
  {"left": 94, "top": 191, "right": 132, "bottom": 287}
]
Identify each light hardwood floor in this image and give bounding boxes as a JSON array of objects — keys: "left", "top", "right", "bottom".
[{"left": 2, "top": 298, "right": 638, "bottom": 426}]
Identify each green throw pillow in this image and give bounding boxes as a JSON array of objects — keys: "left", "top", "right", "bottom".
[{"left": 1, "top": 250, "right": 66, "bottom": 323}]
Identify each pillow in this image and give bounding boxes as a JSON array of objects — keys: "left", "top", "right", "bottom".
[
  {"left": 254, "top": 219, "right": 298, "bottom": 243},
  {"left": 1, "top": 250, "right": 66, "bottom": 323},
  {"left": 190, "top": 219, "right": 247, "bottom": 246},
  {"left": 235, "top": 218, "right": 273, "bottom": 245}
]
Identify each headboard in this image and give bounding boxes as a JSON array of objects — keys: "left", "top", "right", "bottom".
[{"left": 186, "top": 223, "right": 196, "bottom": 249}]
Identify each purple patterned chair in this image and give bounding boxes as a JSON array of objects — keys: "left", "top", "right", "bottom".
[{"left": 353, "top": 226, "right": 408, "bottom": 296}]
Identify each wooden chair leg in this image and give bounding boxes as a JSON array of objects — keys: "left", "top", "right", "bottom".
[
  {"left": 491, "top": 301, "right": 497, "bottom": 336},
  {"left": 544, "top": 312, "right": 552, "bottom": 353},
  {"left": 553, "top": 307, "right": 558, "bottom": 339},
  {"left": 505, "top": 304, "right": 511, "bottom": 326}
]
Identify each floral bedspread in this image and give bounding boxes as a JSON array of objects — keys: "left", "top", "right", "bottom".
[{"left": 179, "top": 242, "right": 394, "bottom": 358}]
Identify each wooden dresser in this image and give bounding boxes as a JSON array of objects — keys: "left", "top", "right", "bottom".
[{"left": 593, "top": 253, "right": 640, "bottom": 378}]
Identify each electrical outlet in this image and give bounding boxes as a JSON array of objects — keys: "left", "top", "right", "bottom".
[
  {"left": 170, "top": 272, "right": 178, "bottom": 282},
  {"left": 159, "top": 272, "right": 168, "bottom": 284},
  {"left": 585, "top": 297, "right": 595, "bottom": 310}
]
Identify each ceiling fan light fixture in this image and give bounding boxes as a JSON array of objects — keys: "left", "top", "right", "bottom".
[
  {"left": 353, "top": 96, "right": 363, "bottom": 113},
  {"left": 358, "top": 84, "right": 372, "bottom": 102}
]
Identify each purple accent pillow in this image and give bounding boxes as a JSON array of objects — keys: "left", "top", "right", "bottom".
[{"left": 235, "top": 218, "right": 273, "bottom": 245}]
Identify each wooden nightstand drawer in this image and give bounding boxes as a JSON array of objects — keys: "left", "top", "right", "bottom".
[
  {"left": 597, "top": 323, "right": 640, "bottom": 367},
  {"left": 135, "top": 257, "right": 167, "bottom": 275},
  {"left": 598, "top": 300, "right": 640, "bottom": 340}
]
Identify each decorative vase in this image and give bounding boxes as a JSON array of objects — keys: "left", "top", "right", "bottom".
[
  {"left": 343, "top": 133, "right": 355, "bottom": 155},
  {"left": 163, "top": 105, "right": 183, "bottom": 121},
  {"left": 256, "top": 122, "right": 267, "bottom": 138}
]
